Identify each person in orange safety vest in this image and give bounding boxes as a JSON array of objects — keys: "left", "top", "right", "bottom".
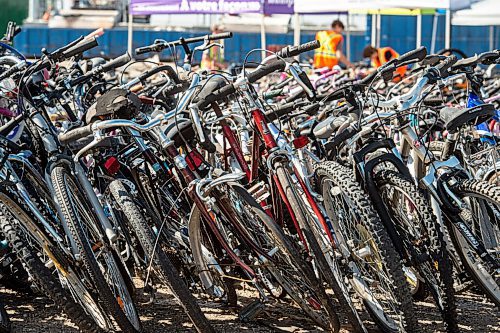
[
  {"left": 362, "top": 45, "right": 407, "bottom": 79},
  {"left": 200, "top": 24, "right": 226, "bottom": 70},
  {"left": 314, "top": 20, "right": 353, "bottom": 70}
]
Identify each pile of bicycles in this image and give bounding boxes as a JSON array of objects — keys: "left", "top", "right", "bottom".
[{"left": 0, "top": 21, "right": 498, "bottom": 333}]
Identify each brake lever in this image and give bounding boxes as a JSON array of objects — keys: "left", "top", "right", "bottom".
[
  {"left": 194, "top": 41, "right": 223, "bottom": 53},
  {"left": 288, "top": 62, "right": 315, "bottom": 100}
]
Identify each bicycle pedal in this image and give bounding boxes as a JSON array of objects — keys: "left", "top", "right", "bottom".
[
  {"left": 239, "top": 300, "right": 265, "bottom": 322},
  {"left": 142, "top": 284, "right": 156, "bottom": 305}
]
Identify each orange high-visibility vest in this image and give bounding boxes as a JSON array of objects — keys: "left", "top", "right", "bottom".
[
  {"left": 372, "top": 47, "right": 407, "bottom": 78},
  {"left": 313, "top": 30, "right": 343, "bottom": 69},
  {"left": 200, "top": 44, "right": 224, "bottom": 70}
]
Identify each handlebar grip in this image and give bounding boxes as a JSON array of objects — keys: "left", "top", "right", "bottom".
[
  {"left": 436, "top": 54, "right": 458, "bottom": 76},
  {"left": 50, "top": 36, "right": 84, "bottom": 59},
  {"left": 135, "top": 45, "right": 156, "bottom": 55},
  {"left": 197, "top": 84, "right": 236, "bottom": 110},
  {"left": 100, "top": 52, "right": 131, "bottom": 73},
  {"left": 62, "top": 37, "right": 99, "bottom": 59},
  {"left": 421, "top": 54, "right": 446, "bottom": 66},
  {"left": 266, "top": 102, "right": 295, "bottom": 121},
  {"left": 207, "top": 32, "right": 233, "bottom": 41},
  {"left": 297, "top": 40, "right": 320, "bottom": 54},
  {"left": 58, "top": 124, "right": 93, "bottom": 144},
  {"left": 304, "top": 102, "right": 320, "bottom": 116},
  {"left": 324, "top": 125, "right": 357, "bottom": 152},
  {"left": 247, "top": 60, "right": 286, "bottom": 84},
  {"left": 71, "top": 52, "right": 131, "bottom": 87},
  {"left": 397, "top": 46, "right": 427, "bottom": 65},
  {"left": 276, "top": 40, "right": 320, "bottom": 58},
  {"left": 0, "top": 61, "right": 26, "bottom": 81}
]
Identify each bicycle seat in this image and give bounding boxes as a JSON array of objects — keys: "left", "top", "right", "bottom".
[
  {"left": 153, "top": 110, "right": 196, "bottom": 147},
  {"left": 193, "top": 76, "right": 227, "bottom": 105},
  {"left": 451, "top": 55, "right": 479, "bottom": 70},
  {"left": 439, "top": 104, "right": 496, "bottom": 132},
  {"left": 313, "top": 115, "right": 350, "bottom": 139}
]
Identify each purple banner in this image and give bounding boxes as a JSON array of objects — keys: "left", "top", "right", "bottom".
[
  {"left": 130, "top": 0, "right": 294, "bottom": 15},
  {"left": 263, "top": 0, "right": 294, "bottom": 14}
]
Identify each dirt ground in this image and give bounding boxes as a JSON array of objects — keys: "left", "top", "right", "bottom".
[{"left": 1, "top": 280, "right": 499, "bottom": 333}]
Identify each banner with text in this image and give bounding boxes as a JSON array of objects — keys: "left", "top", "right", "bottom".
[{"left": 130, "top": 0, "right": 294, "bottom": 15}]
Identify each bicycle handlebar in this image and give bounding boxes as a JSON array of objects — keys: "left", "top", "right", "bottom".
[
  {"left": 31, "top": 37, "right": 99, "bottom": 72},
  {"left": 69, "top": 52, "right": 130, "bottom": 87},
  {"left": 58, "top": 124, "right": 93, "bottom": 144},
  {"left": 135, "top": 32, "right": 233, "bottom": 55},
  {"left": 435, "top": 55, "right": 458, "bottom": 77},
  {"left": 0, "top": 60, "right": 26, "bottom": 81}
]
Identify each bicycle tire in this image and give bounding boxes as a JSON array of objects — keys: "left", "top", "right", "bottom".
[
  {"left": 0, "top": 197, "right": 104, "bottom": 333},
  {"left": 374, "top": 169, "right": 458, "bottom": 332},
  {"left": 226, "top": 183, "right": 340, "bottom": 330},
  {"left": 448, "top": 179, "right": 500, "bottom": 306},
  {"left": 189, "top": 182, "right": 339, "bottom": 331},
  {"left": 108, "top": 179, "right": 215, "bottom": 333},
  {"left": 315, "top": 161, "right": 419, "bottom": 333},
  {"left": 273, "top": 161, "right": 354, "bottom": 333},
  {"left": 51, "top": 166, "right": 141, "bottom": 333}
]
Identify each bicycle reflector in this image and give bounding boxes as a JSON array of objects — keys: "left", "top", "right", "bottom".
[
  {"left": 104, "top": 156, "right": 120, "bottom": 175},
  {"left": 186, "top": 150, "right": 204, "bottom": 172},
  {"left": 292, "top": 135, "right": 309, "bottom": 149}
]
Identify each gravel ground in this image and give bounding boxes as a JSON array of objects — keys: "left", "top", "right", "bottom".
[{"left": 1, "top": 281, "right": 499, "bottom": 333}]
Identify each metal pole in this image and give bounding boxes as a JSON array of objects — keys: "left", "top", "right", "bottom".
[
  {"left": 294, "top": 13, "right": 301, "bottom": 46},
  {"left": 28, "top": 0, "right": 35, "bottom": 21},
  {"left": 490, "top": 26, "right": 494, "bottom": 50},
  {"left": 293, "top": 13, "right": 301, "bottom": 60},
  {"left": 128, "top": 12, "right": 133, "bottom": 57},
  {"left": 416, "top": 13, "right": 422, "bottom": 48},
  {"left": 346, "top": 12, "right": 351, "bottom": 60},
  {"left": 261, "top": 14, "right": 267, "bottom": 61},
  {"left": 371, "top": 13, "right": 377, "bottom": 46},
  {"left": 376, "top": 12, "right": 381, "bottom": 48},
  {"left": 431, "top": 12, "right": 438, "bottom": 53},
  {"left": 445, "top": 9, "right": 451, "bottom": 49}
]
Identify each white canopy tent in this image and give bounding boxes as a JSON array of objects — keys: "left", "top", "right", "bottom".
[
  {"left": 293, "top": 0, "right": 454, "bottom": 57},
  {"left": 452, "top": 0, "right": 500, "bottom": 50},
  {"left": 453, "top": 0, "right": 500, "bottom": 26}
]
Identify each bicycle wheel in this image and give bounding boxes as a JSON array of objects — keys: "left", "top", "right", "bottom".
[
  {"left": 0, "top": 194, "right": 105, "bottom": 333},
  {"left": 108, "top": 179, "right": 215, "bottom": 333},
  {"left": 188, "top": 205, "right": 238, "bottom": 304},
  {"left": 190, "top": 181, "right": 339, "bottom": 331},
  {"left": 448, "top": 179, "right": 500, "bottom": 306},
  {"left": 374, "top": 169, "right": 458, "bottom": 332},
  {"left": 51, "top": 166, "right": 141, "bottom": 332},
  {"left": 315, "top": 161, "right": 419, "bottom": 333},
  {"left": 225, "top": 183, "right": 341, "bottom": 330},
  {"left": 273, "top": 161, "right": 363, "bottom": 332}
]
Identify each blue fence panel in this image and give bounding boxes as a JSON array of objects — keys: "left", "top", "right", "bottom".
[
  {"left": 366, "top": 15, "right": 499, "bottom": 58},
  {"left": 14, "top": 25, "right": 366, "bottom": 64},
  {"left": 15, "top": 21, "right": 498, "bottom": 63}
]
